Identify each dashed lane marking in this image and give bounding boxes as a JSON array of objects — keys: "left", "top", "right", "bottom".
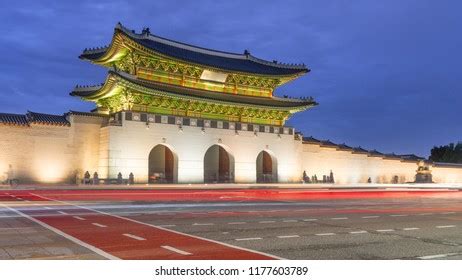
[
  {"left": 303, "top": 218, "right": 318, "bottom": 221},
  {"left": 92, "top": 223, "right": 107, "bottom": 228},
  {"left": 315, "top": 233, "right": 336, "bottom": 236},
  {"left": 417, "top": 213, "right": 433, "bottom": 216},
  {"left": 228, "top": 222, "right": 246, "bottom": 225},
  {"left": 259, "top": 221, "right": 276, "bottom": 224},
  {"left": 390, "top": 214, "right": 408, "bottom": 217},
  {"left": 57, "top": 211, "right": 68, "bottom": 215},
  {"left": 331, "top": 217, "right": 348, "bottom": 220},
  {"left": 235, "top": 237, "right": 262, "bottom": 241},
  {"left": 193, "top": 223, "right": 214, "bottom": 226},
  {"left": 122, "top": 233, "right": 146, "bottom": 241},
  {"left": 362, "top": 216, "right": 379, "bottom": 219},
  {"left": 418, "top": 253, "right": 461, "bottom": 260},
  {"left": 350, "top": 230, "right": 368, "bottom": 234},
  {"left": 436, "top": 225, "right": 456, "bottom": 229},
  {"left": 376, "top": 229, "right": 395, "bottom": 232},
  {"left": 282, "top": 220, "right": 298, "bottom": 223},
  {"left": 161, "top": 245, "right": 192, "bottom": 256},
  {"left": 44, "top": 207, "right": 52, "bottom": 210},
  {"left": 73, "top": 216, "right": 86, "bottom": 221},
  {"left": 403, "top": 227, "right": 420, "bottom": 231},
  {"left": 277, "top": 235, "right": 300, "bottom": 239},
  {"left": 0, "top": 202, "right": 119, "bottom": 260}
]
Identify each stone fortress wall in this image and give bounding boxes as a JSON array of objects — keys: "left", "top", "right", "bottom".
[{"left": 1, "top": 111, "right": 462, "bottom": 185}]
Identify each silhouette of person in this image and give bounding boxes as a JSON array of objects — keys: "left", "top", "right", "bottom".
[{"left": 6, "top": 164, "right": 14, "bottom": 186}]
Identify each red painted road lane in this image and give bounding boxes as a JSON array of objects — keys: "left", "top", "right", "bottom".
[
  {"left": 1, "top": 189, "right": 461, "bottom": 203},
  {"left": 7, "top": 194, "right": 275, "bottom": 260}
]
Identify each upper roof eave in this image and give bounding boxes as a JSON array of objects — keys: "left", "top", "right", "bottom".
[{"left": 79, "top": 23, "right": 310, "bottom": 77}]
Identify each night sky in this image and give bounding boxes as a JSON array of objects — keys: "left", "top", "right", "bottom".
[{"left": 1, "top": 1, "right": 461, "bottom": 157}]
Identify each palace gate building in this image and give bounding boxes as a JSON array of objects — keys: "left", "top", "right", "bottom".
[{"left": 1, "top": 23, "right": 461, "bottom": 185}]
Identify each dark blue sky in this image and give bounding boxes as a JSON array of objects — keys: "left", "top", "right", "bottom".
[{"left": 1, "top": 0, "right": 461, "bottom": 157}]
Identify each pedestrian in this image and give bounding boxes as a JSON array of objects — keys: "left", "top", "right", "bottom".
[{"left": 6, "top": 164, "right": 14, "bottom": 186}]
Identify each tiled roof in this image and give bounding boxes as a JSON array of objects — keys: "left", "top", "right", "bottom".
[
  {"left": 0, "top": 111, "right": 70, "bottom": 126},
  {"left": 368, "top": 149, "right": 384, "bottom": 157},
  {"left": 0, "top": 113, "right": 28, "bottom": 126},
  {"left": 71, "top": 70, "right": 317, "bottom": 109},
  {"left": 399, "top": 154, "right": 425, "bottom": 161},
  {"left": 352, "top": 146, "right": 369, "bottom": 154},
  {"left": 80, "top": 23, "right": 309, "bottom": 76},
  {"left": 302, "top": 136, "right": 322, "bottom": 144},
  {"left": 320, "top": 140, "right": 338, "bottom": 148},
  {"left": 27, "top": 111, "right": 70, "bottom": 126},
  {"left": 337, "top": 143, "right": 353, "bottom": 151}
]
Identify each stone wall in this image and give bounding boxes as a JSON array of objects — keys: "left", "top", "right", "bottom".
[
  {"left": 301, "top": 143, "right": 418, "bottom": 184},
  {"left": 0, "top": 114, "right": 105, "bottom": 184}
]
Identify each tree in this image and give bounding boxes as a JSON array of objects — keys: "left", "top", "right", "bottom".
[{"left": 429, "top": 142, "right": 462, "bottom": 163}]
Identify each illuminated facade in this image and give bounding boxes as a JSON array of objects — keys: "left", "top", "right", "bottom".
[{"left": 1, "top": 23, "right": 461, "bottom": 184}]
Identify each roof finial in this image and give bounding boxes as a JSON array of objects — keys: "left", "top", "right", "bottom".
[{"left": 243, "top": 49, "right": 250, "bottom": 56}]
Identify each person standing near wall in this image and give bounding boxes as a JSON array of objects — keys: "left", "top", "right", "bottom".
[{"left": 6, "top": 164, "right": 15, "bottom": 186}]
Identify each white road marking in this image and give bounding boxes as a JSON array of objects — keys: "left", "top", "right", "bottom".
[
  {"left": 73, "top": 216, "right": 86, "bottom": 221},
  {"left": 418, "top": 253, "right": 460, "bottom": 260},
  {"left": 362, "top": 216, "right": 379, "bottom": 219},
  {"left": 390, "top": 214, "right": 408, "bottom": 217},
  {"left": 350, "top": 230, "right": 368, "bottom": 234},
  {"left": 277, "top": 235, "right": 299, "bottom": 239},
  {"left": 228, "top": 222, "right": 246, "bottom": 225},
  {"left": 57, "top": 211, "right": 67, "bottom": 215},
  {"left": 235, "top": 237, "right": 262, "bottom": 241},
  {"left": 161, "top": 245, "right": 192, "bottom": 255},
  {"left": 417, "top": 213, "right": 433, "bottom": 216},
  {"left": 193, "top": 223, "right": 214, "bottom": 226},
  {"left": 259, "top": 221, "right": 276, "bottom": 224},
  {"left": 122, "top": 233, "right": 146, "bottom": 241},
  {"left": 331, "top": 217, "right": 348, "bottom": 220},
  {"left": 303, "top": 218, "right": 318, "bottom": 221},
  {"left": 222, "top": 232, "right": 229, "bottom": 234},
  {"left": 403, "top": 227, "right": 420, "bottom": 231},
  {"left": 282, "top": 220, "right": 297, "bottom": 223},
  {"left": 0, "top": 202, "right": 119, "bottom": 260},
  {"left": 92, "top": 223, "right": 107, "bottom": 228},
  {"left": 376, "top": 229, "right": 395, "bottom": 232},
  {"left": 44, "top": 207, "right": 52, "bottom": 210},
  {"left": 158, "top": 224, "right": 176, "bottom": 228},
  {"left": 315, "top": 233, "right": 336, "bottom": 236},
  {"left": 31, "top": 193, "right": 284, "bottom": 260},
  {"left": 436, "top": 225, "right": 456, "bottom": 229}
]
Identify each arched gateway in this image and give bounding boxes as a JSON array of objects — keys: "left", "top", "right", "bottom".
[
  {"left": 148, "top": 144, "right": 178, "bottom": 183},
  {"left": 204, "top": 144, "right": 235, "bottom": 183},
  {"left": 256, "top": 150, "right": 278, "bottom": 183}
]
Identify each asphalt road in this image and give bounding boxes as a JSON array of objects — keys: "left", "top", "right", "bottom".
[{"left": 1, "top": 189, "right": 461, "bottom": 259}]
